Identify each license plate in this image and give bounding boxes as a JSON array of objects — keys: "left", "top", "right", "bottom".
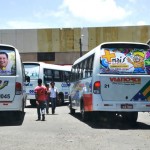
[{"left": 121, "top": 104, "right": 133, "bottom": 109}]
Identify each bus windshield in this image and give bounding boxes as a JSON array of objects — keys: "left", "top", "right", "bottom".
[
  {"left": 100, "top": 45, "right": 150, "bottom": 75},
  {"left": 24, "top": 63, "right": 39, "bottom": 79},
  {"left": 0, "top": 48, "right": 16, "bottom": 76}
]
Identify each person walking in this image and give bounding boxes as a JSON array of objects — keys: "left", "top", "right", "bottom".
[
  {"left": 45, "top": 83, "right": 50, "bottom": 114},
  {"left": 49, "top": 81, "right": 58, "bottom": 114},
  {"left": 34, "top": 78, "right": 47, "bottom": 121}
]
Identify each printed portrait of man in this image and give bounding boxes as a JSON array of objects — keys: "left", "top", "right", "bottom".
[{"left": 0, "top": 51, "right": 15, "bottom": 75}]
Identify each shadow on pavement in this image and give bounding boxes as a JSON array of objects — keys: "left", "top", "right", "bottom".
[
  {"left": 0, "top": 112, "right": 26, "bottom": 126},
  {"left": 25, "top": 102, "right": 69, "bottom": 108},
  {"left": 70, "top": 112, "right": 150, "bottom": 130}
]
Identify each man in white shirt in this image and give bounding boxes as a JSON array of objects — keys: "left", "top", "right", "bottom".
[{"left": 49, "top": 81, "right": 58, "bottom": 114}]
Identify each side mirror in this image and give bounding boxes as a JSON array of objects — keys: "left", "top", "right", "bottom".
[
  {"left": 25, "top": 75, "right": 30, "bottom": 83},
  {"left": 66, "top": 80, "right": 70, "bottom": 86}
]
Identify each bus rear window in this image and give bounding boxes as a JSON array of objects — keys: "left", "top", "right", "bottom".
[
  {"left": 0, "top": 49, "right": 16, "bottom": 76},
  {"left": 100, "top": 46, "right": 150, "bottom": 75}
]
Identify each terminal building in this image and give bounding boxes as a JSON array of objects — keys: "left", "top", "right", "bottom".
[{"left": 0, "top": 25, "right": 150, "bottom": 65}]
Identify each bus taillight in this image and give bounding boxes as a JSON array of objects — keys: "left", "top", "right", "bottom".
[
  {"left": 15, "top": 82, "right": 22, "bottom": 95},
  {"left": 93, "top": 81, "right": 100, "bottom": 94}
]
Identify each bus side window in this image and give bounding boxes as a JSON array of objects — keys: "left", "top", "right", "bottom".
[
  {"left": 64, "top": 71, "right": 69, "bottom": 82},
  {"left": 60, "top": 71, "right": 63, "bottom": 82},
  {"left": 77, "top": 65, "right": 80, "bottom": 80},
  {"left": 84, "top": 60, "right": 88, "bottom": 78},
  {"left": 86, "top": 55, "right": 93, "bottom": 77},
  {"left": 87, "top": 57, "right": 90, "bottom": 77},
  {"left": 82, "top": 60, "right": 85, "bottom": 79},
  {"left": 53, "top": 70, "right": 60, "bottom": 82},
  {"left": 79, "top": 62, "right": 83, "bottom": 79},
  {"left": 89, "top": 55, "right": 94, "bottom": 77},
  {"left": 44, "top": 69, "right": 52, "bottom": 82},
  {"left": 74, "top": 65, "right": 78, "bottom": 81},
  {"left": 78, "top": 64, "right": 81, "bottom": 80},
  {"left": 71, "top": 67, "right": 75, "bottom": 82}
]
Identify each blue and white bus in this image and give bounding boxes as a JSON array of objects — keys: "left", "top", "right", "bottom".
[
  {"left": 69, "top": 42, "right": 150, "bottom": 123},
  {"left": 23, "top": 62, "right": 71, "bottom": 106}
]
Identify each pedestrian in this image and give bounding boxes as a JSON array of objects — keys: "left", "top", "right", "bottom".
[
  {"left": 45, "top": 83, "right": 50, "bottom": 114},
  {"left": 34, "top": 78, "right": 47, "bottom": 121},
  {"left": 49, "top": 81, "right": 58, "bottom": 114}
]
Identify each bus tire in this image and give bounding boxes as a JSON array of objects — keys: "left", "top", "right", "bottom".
[
  {"left": 69, "top": 97, "right": 75, "bottom": 115},
  {"left": 57, "top": 93, "right": 64, "bottom": 106},
  {"left": 22, "top": 99, "right": 25, "bottom": 112},
  {"left": 81, "top": 102, "right": 89, "bottom": 122},
  {"left": 70, "top": 108, "right": 75, "bottom": 115},
  {"left": 121, "top": 112, "right": 138, "bottom": 123},
  {"left": 30, "top": 100, "right": 36, "bottom": 107},
  {"left": 12, "top": 111, "right": 24, "bottom": 125}
]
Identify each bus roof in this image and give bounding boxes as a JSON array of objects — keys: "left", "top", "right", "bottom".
[
  {"left": 0, "top": 44, "right": 15, "bottom": 48},
  {"left": 23, "top": 61, "right": 72, "bottom": 71},
  {"left": 73, "top": 41, "right": 149, "bottom": 65}
]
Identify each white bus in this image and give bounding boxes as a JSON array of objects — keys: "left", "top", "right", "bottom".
[
  {"left": 23, "top": 62, "right": 71, "bottom": 106},
  {"left": 69, "top": 42, "right": 150, "bottom": 123},
  {"left": 0, "top": 44, "right": 27, "bottom": 122}
]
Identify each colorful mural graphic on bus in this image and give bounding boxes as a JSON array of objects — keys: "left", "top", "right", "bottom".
[
  {"left": 100, "top": 48, "right": 150, "bottom": 74},
  {"left": 131, "top": 80, "right": 150, "bottom": 101}
]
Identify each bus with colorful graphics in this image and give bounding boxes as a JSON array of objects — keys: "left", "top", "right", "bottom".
[
  {"left": 23, "top": 62, "right": 71, "bottom": 106},
  {"left": 69, "top": 42, "right": 150, "bottom": 123},
  {"left": 0, "top": 44, "right": 27, "bottom": 122}
]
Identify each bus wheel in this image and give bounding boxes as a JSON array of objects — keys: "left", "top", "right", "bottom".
[
  {"left": 69, "top": 97, "right": 75, "bottom": 115},
  {"left": 30, "top": 100, "right": 36, "bottom": 107},
  {"left": 13, "top": 111, "right": 24, "bottom": 125},
  {"left": 57, "top": 94, "right": 64, "bottom": 106},
  {"left": 81, "top": 103, "right": 89, "bottom": 122},
  {"left": 22, "top": 99, "right": 25, "bottom": 112},
  {"left": 70, "top": 107, "right": 75, "bottom": 115},
  {"left": 121, "top": 112, "right": 138, "bottom": 123}
]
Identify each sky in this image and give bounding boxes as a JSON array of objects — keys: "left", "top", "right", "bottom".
[{"left": 0, "top": 0, "right": 150, "bottom": 29}]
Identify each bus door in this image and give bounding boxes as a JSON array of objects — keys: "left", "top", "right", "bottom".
[{"left": 100, "top": 47, "right": 150, "bottom": 102}]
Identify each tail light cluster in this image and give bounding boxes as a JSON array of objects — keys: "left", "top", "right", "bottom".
[
  {"left": 93, "top": 81, "right": 101, "bottom": 94},
  {"left": 15, "top": 82, "right": 22, "bottom": 95}
]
